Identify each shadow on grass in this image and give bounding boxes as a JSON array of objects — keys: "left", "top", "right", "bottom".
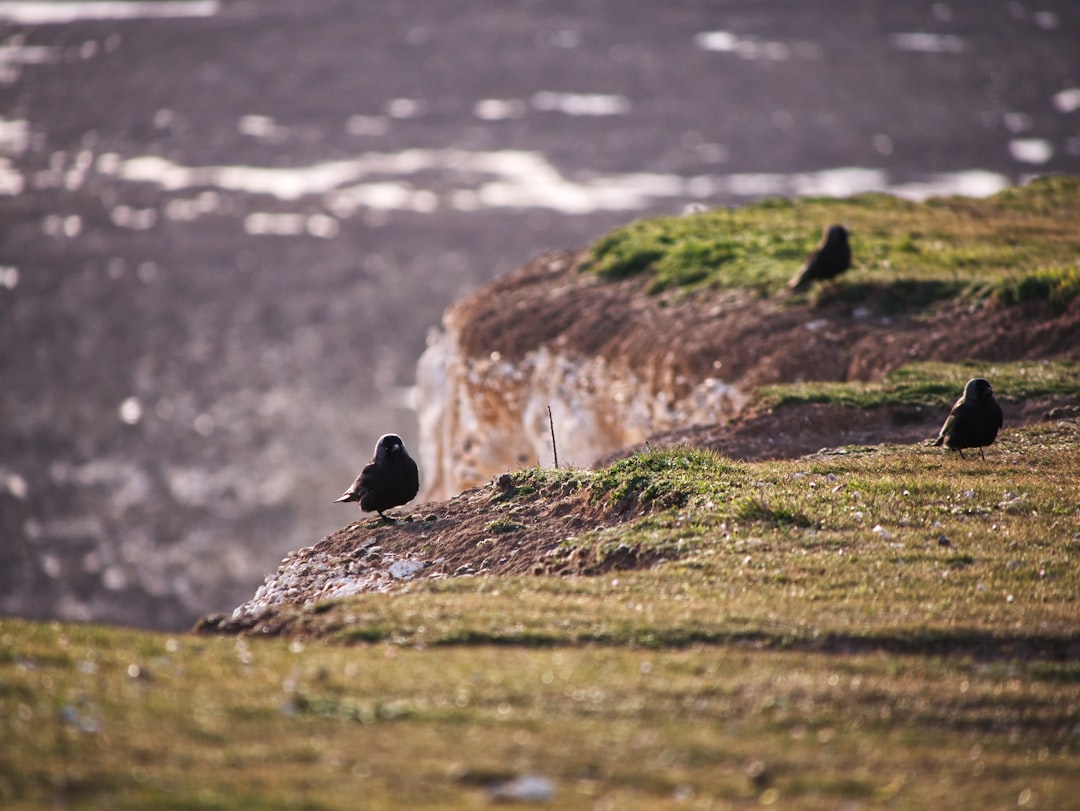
[
  {"left": 813, "top": 279, "right": 975, "bottom": 312},
  {"left": 202, "top": 609, "right": 1080, "bottom": 662},
  {"left": 367, "top": 627, "right": 1080, "bottom": 663}
]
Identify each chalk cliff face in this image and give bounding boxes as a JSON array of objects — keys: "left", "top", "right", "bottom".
[
  {"left": 417, "top": 332, "right": 747, "bottom": 500},
  {"left": 415, "top": 250, "right": 755, "bottom": 500}
]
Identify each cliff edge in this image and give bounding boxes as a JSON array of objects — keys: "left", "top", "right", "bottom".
[{"left": 416, "top": 248, "right": 1080, "bottom": 500}]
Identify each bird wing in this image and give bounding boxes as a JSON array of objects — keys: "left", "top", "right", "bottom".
[
  {"left": 357, "top": 461, "right": 380, "bottom": 494},
  {"left": 788, "top": 251, "right": 820, "bottom": 290},
  {"left": 334, "top": 463, "right": 376, "bottom": 503},
  {"left": 933, "top": 397, "right": 965, "bottom": 444}
]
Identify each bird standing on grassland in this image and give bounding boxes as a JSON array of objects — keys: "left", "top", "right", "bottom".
[
  {"left": 788, "top": 224, "right": 851, "bottom": 291},
  {"left": 932, "top": 378, "right": 1003, "bottom": 459},
  {"left": 334, "top": 433, "right": 419, "bottom": 519}
]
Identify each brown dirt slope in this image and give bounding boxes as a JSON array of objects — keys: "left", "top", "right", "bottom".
[{"left": 454, "top": 249, "right": 1080, "bottom": 394}]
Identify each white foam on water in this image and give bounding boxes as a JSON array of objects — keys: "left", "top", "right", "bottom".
[
  {"left": 889, "top": 32, "right": 966, "bottom": 53},
  {"left": 344, "top": 115, "right": 391, "bottom": 136},
  {"left": 329, "top": 182, "right": 438, "bottom": 214},
  {"left": 887, "top": 170, "right": 1010, "bottom": 200},
  {"left": 1003, "top": 111, "right": 1033, "bottom": 134},
  {"left": 108, "top": 153, "right": 366, "bottom": 200},
  {"left": 0, "top": 42, "right": 58, "bottom": 81},
  {"left": 238, "top": 114, "right": 287, "bottom": 142},
  {"left": 1032, "top": 10, "right": 1059, "bottom": 30},
  {"left": 473, "top": 99, "right": 528, "bottom": 121},
  {"left": 243, "top": 212, "right": 307, "bottom": 236},
  {"left": 694, "top": 30, "right": 791, "bottom": 60},
  {"left": 0, "top": 1, "right": 219, "bottom": 24},
  {"left": 385, "top": 98, "right": 424, "bottom": 119},
  {"left": 531, "top": 91, "right": 630, "bottom": 116},
  {"left": 694, "top": 31, "right": 738, "bottom": 52},
  {"left": 243, "top": 211, "right": 340, "bottom": 238},
  {"left": 1009, "top": 138, "right": 1053, "bottom": 164},
  {"left": 1052, "top": 88, "right": 1080, "bottom": 114},
  {"left": 118, "top": 397, "right": 143, "bottom": 425},
  {"left": 163, "top": 191, "right": 220, "bottom": 221},
  {"left": 42, "top": 213, "right": 82, "bottom": 237},
  {"left": 0, "top": 157, "right": 24, "bottom": 194},
  {"left": 0, "top": 265, "right": 19, "bottom": 289},
  {"left": 110, "top": 204, "right": 158, "bottom": 230},
  {"left": 94, "top": 148, "right": 1018, "bottom": 217},
  {"left": 0, "top": 117, "right": 29, "bottom": 155}
]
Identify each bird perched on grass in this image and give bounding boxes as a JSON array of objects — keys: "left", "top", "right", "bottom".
[
  {"left": 932, "top": 378, "right": 1003, "bottom": 459},
  {"left": 334, "top": 433, "right": 419, "bottom": 519},
  {"left": 788, "top": 224, "right": 851, "bottom": 291}
]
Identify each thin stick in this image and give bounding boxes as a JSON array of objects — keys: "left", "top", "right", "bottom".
[{"left": 547, "top": 405, "right": 559, "bottom": 469}]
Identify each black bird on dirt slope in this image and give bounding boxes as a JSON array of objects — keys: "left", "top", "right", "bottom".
[
  {"left": 788, "top": 224, "right": 851, "bottom": 291},
  {"left": 932, "top": 378, "right": 1004, "bottom": 460},
  {"left": 334, "top": 433, "right": 420, "bottom": 519}
]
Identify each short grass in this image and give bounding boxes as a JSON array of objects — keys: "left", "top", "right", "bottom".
[
  {"left": 579, "top": 175, "right": 1080, "bottom": 308},
  {"left": 4, "top": 411, "right": 1078, "bottom": 809},
  {"left": 754, "top": 358, "right": 1080, "bottom": 412}
]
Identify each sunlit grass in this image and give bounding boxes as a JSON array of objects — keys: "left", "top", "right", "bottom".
[
  {"left": 579, "top": 175, "right": 1080, "bottom": 308},
  {"left": 754, "top": 359, "right": 1080, "bottom": 411},
  {"left": 3, "top": 605, "right": 1078, "bottom": 810}
]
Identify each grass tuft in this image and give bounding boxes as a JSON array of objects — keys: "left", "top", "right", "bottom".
[
  {"left": 733, "top": 495, "right": 813, "bottom": 527},
  {"left": 589, "top": 446, "right": 742, "bottom": 510},
  {"left": 992, "top": 264, "right": 1080, "bottom": 313},
  {"left": 755, "top": 359, "right": 1080, "bottom": 412}
]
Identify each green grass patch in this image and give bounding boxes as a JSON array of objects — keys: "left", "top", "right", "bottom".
[
  {"left": 755, "top": 359, "right": 1080, "bottom": 411},
  {"left": 579, "top": 176, "right": 1080, "bottom": 306},
  {"left": 992, "top": 263, "right": 1080, "bottom": 313},
  {"left": 482, "top": 517, "right": 525, "bottom": 534},
  {"left": 505, "top": 465, "right": 590, "bottom": 498},
  {"left": 3, "top": 618, "right": 1078, "bottom": 810},
  {"left": 589, "top": 446, "right": 743, "bottom": 510}
]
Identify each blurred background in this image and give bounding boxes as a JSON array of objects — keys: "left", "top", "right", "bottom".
[{"left": 1, "top": 0, "right": 1078, "bottom": 630}]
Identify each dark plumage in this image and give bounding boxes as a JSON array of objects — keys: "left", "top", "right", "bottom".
[
  {"left": 788, "top": 224, "right": 851, "bottom": 291},
  {"left": 334, "top": 433, "right": 419, "bottom": 519},
  {"left": 932, "top": 378, "right": 1003, "bottom": 459}
]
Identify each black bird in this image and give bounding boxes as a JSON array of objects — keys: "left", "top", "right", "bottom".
[
  {"left": 932, "top": 378, "right": 1003, "bottom": 459},
  {"left": 334, "top": 433, "right": 419, "bottom": 519},
  {"left": 788, "top": 224, "right": 851, "bottom": 291}
]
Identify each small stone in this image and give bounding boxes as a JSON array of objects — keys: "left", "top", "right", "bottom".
[
  {"left": 999, "top": 495, "right": 1026, "bottom": 513},
  {"left": 745, "top": 760, "right": 771, "bottom": 789},
  {"left": 487, "top": 774, "right": 555, "bottom": 803},
  {"left": 388, "top": 559, "right": 424, "bottom": 580}
]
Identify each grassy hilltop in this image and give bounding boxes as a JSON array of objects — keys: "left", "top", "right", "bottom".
[{"left": 3, "top": 179, "right": 1080, "bottom": 809}]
